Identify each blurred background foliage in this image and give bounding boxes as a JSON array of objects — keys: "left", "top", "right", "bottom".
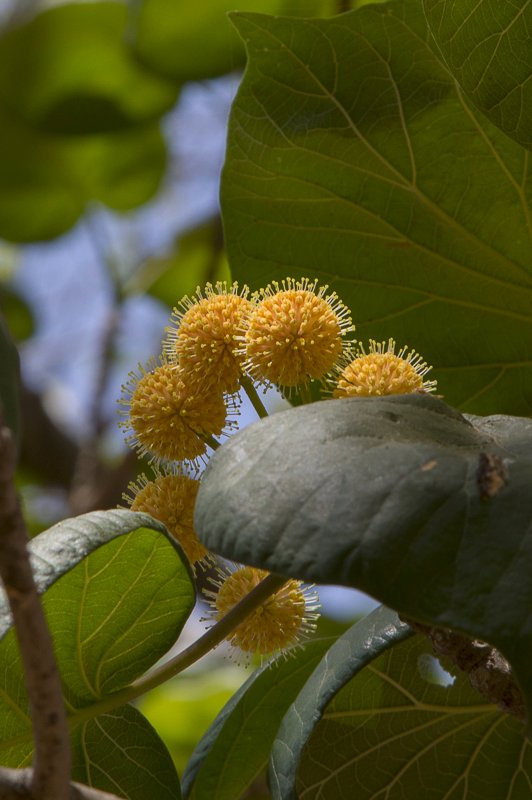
[
  {"left": 1, "top": 0, "right": 530, "bottom": 790},
  {"left": 0, "top": 0, "right": 366, "bottom": 785}
]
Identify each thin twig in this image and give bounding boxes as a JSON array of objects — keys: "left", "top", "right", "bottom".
[
  {"left": 72, "top": 573, "right": 288, "bottom": 723},
  {"left": 69, "top": 215, "right": 123, "bottom": 515},
  {"left": 403, "top": 617, "right": 525, "bottom": 722},
  {"left": 0, "top": 411, "right": 71, "bottom": 800},
  {"left": 240, "top": 374, "right": 269, "bottom": 419}
]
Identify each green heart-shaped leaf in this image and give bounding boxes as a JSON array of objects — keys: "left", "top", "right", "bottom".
[
  {"left": 195, "top": 394, "right": 532, "bottom": 730},
  {"left": 221, "top": 3, "right": 532, "bottom": 416},
  {"left": 275, "top": 616, "right": 527, "bottom": 799},
  {"left": 70, "top": 705, "right": 182, "bottom": 800},
  {"left": 0, "top": 509, "right": 194, "bottom": 797},
  {"left": 423, "top": 0, "right": 532, "bottom": 150},
  {"left": 271, "top": 606, "right": 412, "bottom": 798}
]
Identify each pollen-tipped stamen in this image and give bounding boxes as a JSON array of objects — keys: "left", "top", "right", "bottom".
[
  {"left": 203, "top": 565, "right": 320, "bottom": 661},
  {"left": 333, "top": 338, "right": 437, "bottom": 397},
  {"left": 165, "top": 281, "right": 255, "bottom": 394},
  {"left": 240, "top": 277, "right": 354, "bottom": 394}
]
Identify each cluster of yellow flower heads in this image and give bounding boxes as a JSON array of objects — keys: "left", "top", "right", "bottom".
[{"left": 119, "top": 278, "right": 436, "bottom": 660}]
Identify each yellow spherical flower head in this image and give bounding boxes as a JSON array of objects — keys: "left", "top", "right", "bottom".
[
  {"left": 204, "top": 565, "right": 320, "bottom": 661},
  {"left": 333, "top": 338, "right": 437, "bottom": 397},
  {"left": 119, "top": 358, "right": 231, "bottom": 466},
  {"left": 242, "top": 277, "right": 354, "bottom": 392},
  {"left": 123, "top": 472, "right": 211, "bottom": 568},
  {"left": 165, "top": 282, "right": 255, "bottom": 394}
]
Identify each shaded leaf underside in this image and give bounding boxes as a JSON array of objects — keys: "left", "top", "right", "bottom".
[{"left": 195, "top": 394, "right": 532, "bottom": 730}]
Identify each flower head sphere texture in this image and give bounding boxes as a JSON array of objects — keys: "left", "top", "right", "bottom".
[
  {"left": 204, "top": 565, "right": 320, "bottom": 660},
  {"left": 165, "top": 281, "right": 255, "bottom": 394},
  {"left": 123, "top": 472, "right": 210, "bottom": 567},
  {"left": 242, "top": 277, "right": 354, "bottom": 392},
  {"left": 333, "top": 338, "right": 437, "bottom": 397},
  {"left": 119, "top": 358, "right": 229, "bottom": 466}
]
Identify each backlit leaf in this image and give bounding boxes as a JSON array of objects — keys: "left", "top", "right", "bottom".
[
  {"left": 221, "top": 3, "right": 532, "bottom": 416},
  {"left": 0, "top": 510, "right": 194, "bottom": 797},
  {"left": 423, "top": 0, "right": 532, "bottom": 149},
  {"left": 274, "top": 621, "right": 528, "bottom": 799}
]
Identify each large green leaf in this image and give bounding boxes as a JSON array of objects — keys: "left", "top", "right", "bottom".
[
  {"left": 131, "top": 0, "right": 336, "bottom": 83},
  {"left": 183, "top": 637, "right": 336, "bottom": 799},
  {"left": 70, "top": 706, "right": 182, "bottom": 800},
  {"left": 271, "top": 607, "right": 411, "bottom": 798},
  {"left": 275, "top": 625, "right": 528, "bottom": 799},
  {"left": 195, "top": 393, "right": 532, "bottom": 730},
  {"left": 0, "top": 510, "right": 194, "bottom": 797},
  {"left": 221, "top": 3, "right": 532, "bottom": 416},
  {"left": 0, "top": 2, "right": 178, "bottom": 135},
  {"left": 423, "top": 0, "right": 532, "bottom": 150}
]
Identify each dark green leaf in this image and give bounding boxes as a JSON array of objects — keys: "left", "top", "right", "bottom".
[
  {"left": 195, "top": 393, "right": 532, "bottom": 730},
  {"left": 277, "top": 626, "right": 527, "bottom": 799},
  {"left": 221, "top": 3, "right": 532, "bottom": 416},
  {"left": 424, "top": 0, "right": 532, "bottom": 150},
  {"left": 0, "top": 2, "right": 178, "bottom": 135},
  {"left": 71, "top": 706, "right": 182, "bottom": 800},
  {"left": 131, "top": 0, "right": 337, "bottom": 83},
  {"left": 270, "top": 606, "right": 412, "bottom": 798},
  {"left": 183, "top": 636, "right": 336, "bottom": 799},
  {"left": 0, "top": 510, "right": 192, "bottom": 797},
  {"left": 0, "top": 313, "right": 20, "bottom": 440},
  {"left": 0, "top": 286, "right": 34, "bottom": 341}
]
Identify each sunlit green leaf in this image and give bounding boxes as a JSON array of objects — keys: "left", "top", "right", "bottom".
[
  {"left": 0, "top": 2, "right": 178, "bottom": 135},
  {"left": 274, "top": 623, "right": 528, "bottom": 799},
  {"left": 0, "top": 510, "right": 192, "bottom": 797},
  {"left": 183, "top": 637, "right": 336, "bottom": 799},
  {"left": 221, "top": 3, "right": 532, "bottom": 416},
  {"left": 131, "top": 0, "right": 337, "bottom": 82},
  {"left": 424, "top": 0, "right": 532, "bottom": 150},
  {"left": 195, "top": 393, "right": 532, "bottom": 730},
  {"left": 64, "top": 123, "right": 167, "bottom": 211},
  {"left": 0, "top": 112, "right": 167, "bottom": 241}
]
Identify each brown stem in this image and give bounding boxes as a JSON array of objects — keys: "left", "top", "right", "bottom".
[
  {"left": 69, "top": 215, "right": 123, "bottom": 516},
  {"left": 403, "top": 617, "right": 526, "bottom": 721},
  {"left": 0, "top": 412, "right": 71, "bottom": 799}
]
